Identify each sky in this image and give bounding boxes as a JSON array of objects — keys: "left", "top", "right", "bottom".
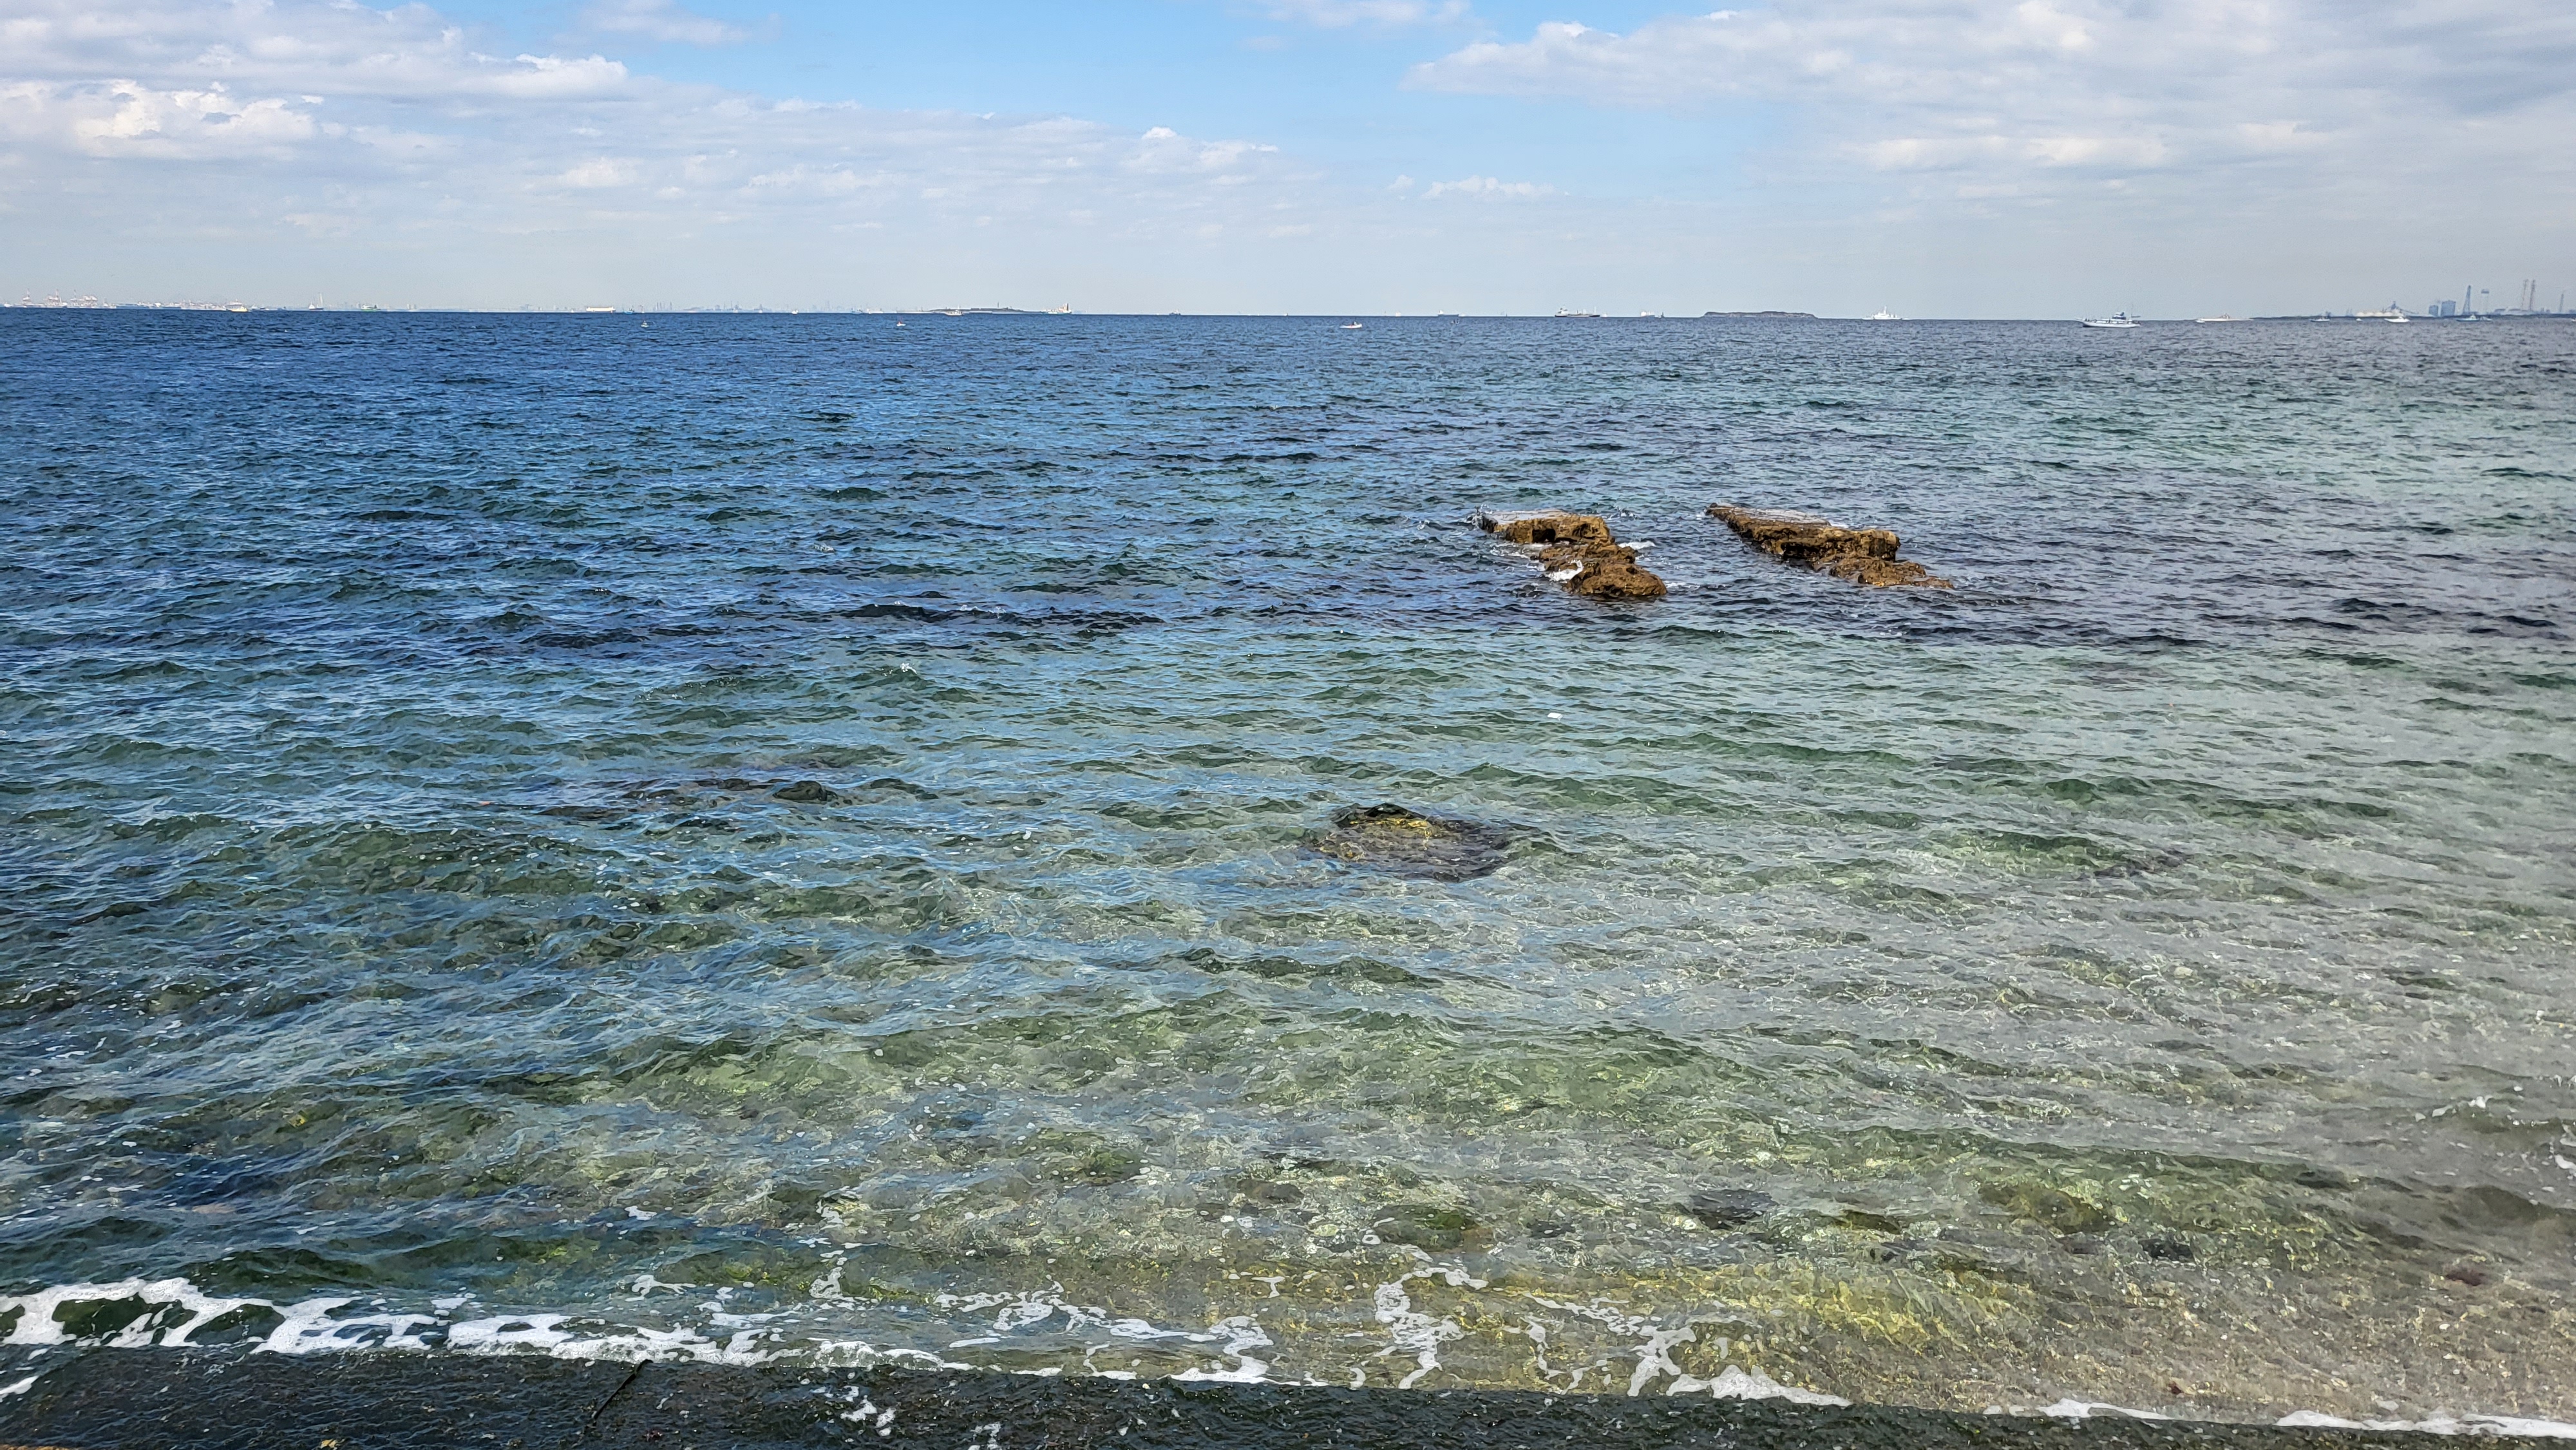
[{"left": 1, "top": 0, "right": 2571, "bottom": 316}]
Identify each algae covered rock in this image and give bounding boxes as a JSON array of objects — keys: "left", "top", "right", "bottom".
[
  {"left": 1375, "top": 1202, "right": 1483, "bottom": 1250},
  {"left": 1978, "top": 1178, "right": 2116, "bottom": 1234},
  {"left": 1707, "top": 504, "right": 1951, "bottom": 588},
  {"left": 1478, "top": 509, "right": 1615, "bottom": 547},
  {"left": 1540, "top": 538, "right": 1668, "bottom": 599},
  {"left": 1309, "top": 803, "right": 1516, "bottom": 881},
  {"left": 1684, "top": 1188, "right": 1776, "bottom": 1230},
  {"left": 1478, "top": 509, "right": 1667, "bottom": 600}
]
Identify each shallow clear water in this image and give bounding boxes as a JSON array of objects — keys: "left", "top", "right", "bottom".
[{"left": 3, "top": 312, "right": 2572, "bottom": 1423}]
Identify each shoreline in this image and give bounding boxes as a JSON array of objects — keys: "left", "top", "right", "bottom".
[{"left": 5, "top": 1352, "right": 2563, "bottom": 1449}]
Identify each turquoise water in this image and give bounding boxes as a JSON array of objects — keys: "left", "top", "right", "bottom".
[{"left": 2, "top": 313, "right": 2571, "bottom": 1424}]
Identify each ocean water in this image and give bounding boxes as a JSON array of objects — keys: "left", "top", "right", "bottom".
[{"left": 2, "top": 312, "right": 2571, "bottom": 1425}]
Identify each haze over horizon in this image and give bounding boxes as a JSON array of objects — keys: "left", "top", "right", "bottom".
[{"left": 3, "top": 0, "right": 2570, "bottom": 318}]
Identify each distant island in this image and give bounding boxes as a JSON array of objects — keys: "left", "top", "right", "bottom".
[{"left": 1702, "top": 310, "right": 1818, "bottom": 319}]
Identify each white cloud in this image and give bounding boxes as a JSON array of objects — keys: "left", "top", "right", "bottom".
[
  {"left": 2, "top": 0, "right": 2566, "bottom": 314},
  {"left": 742, "top": 163, "right": 887, "bottom": 196},
  {"left": 2, "top": 78, "right": 317, "bottom": 157},
  {"left": 0, "top": 0, "right": 1353, "bottom": 310},
  {"left": 6, "top": 0, "right": 630, "bottom": 103},
  {"left": 1265, "top": 0, "right": 1470, "bottom": 26},
  {"left": 0, "top": 0, "right": 1302, "bottom": 222},
  {"left": 1406, "top": 0, "right": 2576, "bottom": 198},
  {"left": 1129, "top": 125, "right": 1281, "bottom": 176},
  {"left": 484, "top": 53, "right": 630, "bottom": 99},
  {"left": 584, "top": 0, "right": 755, "bottom": 47},
  {"left": 554, "top": 156, "right": 637, "bottom": 188},
  {"left": 1421, "top": 174, "right": 1550, "bottom": 198}
]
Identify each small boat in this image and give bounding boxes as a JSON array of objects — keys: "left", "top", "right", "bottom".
[
  {"left": 2081, "top": 312, "right": 2139, "bottom": 328},
  {"left": 1868, "top": 308, "right": 1902, "bottom": 321},
  {"left": 1553, "top": 310, "right": 1600, "bottom": 319},
  {"left": 1340, "top": 322, "right": 1363, "bottom": 330}
]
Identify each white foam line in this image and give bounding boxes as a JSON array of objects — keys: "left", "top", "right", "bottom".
[
  {"left": 2034, "top": 1398, "right": 2173, "bottom": 1422},
  {"left": 1683, "top": 1365, "right": 1852, "bottom": 1408},
  {"left": 1369, "top": 1263, "right": 1482, "bottom": 1389},
  {"left": 2280, "top": 1410, "right": 2576, "bottom": 1439},
  {"left": 933, "top": 1285, "right": 1273, "bottom": 1383},
  {"left": 262, "top": 1297, "right": 442, "bottom": 1355},
  {"left": 0, "top": 1277, "right": 262, "bottom": 1348},
  {"left": 1517, "top": 1293, "right": 1846, "bottom": 1404},
  {"left": 7, "top": 1275, "right": 2573, "bottom": 1435},
  {"left": 1172, "top": 1318, "right": 1274, "bottom": 1384}
]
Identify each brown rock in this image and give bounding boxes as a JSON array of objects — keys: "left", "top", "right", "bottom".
[
  {"left": 1707, "top": 505, "right": 1951, "bottom": 589},
  {"left": 1542, "top": 540, "right": 1668, "bottom": 599},
  {"left": 1478, "top": 510, "right": 1613, "bottom": 547},
  {"left": 1480, "top": 509, "right": 1667, "bottom": 600},
  {"left": 1310, "top": 803, "right": 1517, "bottom": 881}
]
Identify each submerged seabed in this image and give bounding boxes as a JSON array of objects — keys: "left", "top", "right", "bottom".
[{"left": 1, "top": 313, "right": 2571, "bottom": 1427}]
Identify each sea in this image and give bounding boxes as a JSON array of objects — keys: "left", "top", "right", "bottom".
[{"left": 2, "top": 311, "right": 2571, "bottom": 1429}]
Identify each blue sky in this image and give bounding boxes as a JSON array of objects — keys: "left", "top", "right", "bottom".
[{"left": 2, "top": 0, "right": 2571, "bottom": 315}]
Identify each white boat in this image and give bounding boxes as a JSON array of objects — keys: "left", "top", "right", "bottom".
[
  {"left": 2081, "top": 312, "right": 2140, "bottom": 328},
  {"left": 2195, "top": 314, "right": 2244, "bottom": 323},
  {"left": 1868, "top": 308, "right": 1902, "bottom": 321},
  {"left": 1553, "top": 309, "right": 1600, "bottom": 319},
  {"left": 1340, "top": 322, "right": 1363, "bottom": 330}
]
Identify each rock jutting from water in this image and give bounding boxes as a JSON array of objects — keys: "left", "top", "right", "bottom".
[
  {"left": 1477, "top": 509, "right": 1667, "bottom": 600},
  {"left": 1707, "top": 505, "right": 1953, "bottom": 588},
  {"left": 1309, "top": 803, "right": 1517, "bottom": 881}
]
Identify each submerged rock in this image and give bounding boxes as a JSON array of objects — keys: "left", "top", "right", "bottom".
[
  {"left": 1979, "top": 1178, "right": 2116, "bottom": 1234},
  {"left": 1479, "top": 509, "right": 1667, "bottom": 601},
  {"left": 1310, "top": 803, "right": 1516, "bottom": 881},
  {"left": 1376, "top": 1203, "right": 1483, "bottom": 1250},
  {"left": 1680, "top": 1195, "right": 1783, "bottom": 1231},
  {"left": 1684, "top": 1188, "right": 1776, "bottom": 1230},
  {"left": 1707, "top": 504, "right": 1952, "bottom": 588}
]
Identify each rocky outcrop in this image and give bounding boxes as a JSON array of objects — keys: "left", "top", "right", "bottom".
[
  {"left": 1478, "top": 510, "right": 1667, "bottom": 600},
  {"left": 1707, "top": 505, "right": 1951, "bottom": 588},
  {"left": 1310, "top": 803, "right": 1516, "bottom": 881},
  {"left": 1481, "top": 511, "right": 1613, "bottom": 547}
]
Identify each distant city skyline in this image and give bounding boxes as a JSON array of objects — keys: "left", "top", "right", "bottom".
[{"left": 2, "top": 0, "right": 2571, "bottom": 317}]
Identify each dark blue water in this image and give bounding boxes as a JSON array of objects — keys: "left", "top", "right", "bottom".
[{"left": 3, "top": 312, "right": 2572, "bottom": 1426}]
